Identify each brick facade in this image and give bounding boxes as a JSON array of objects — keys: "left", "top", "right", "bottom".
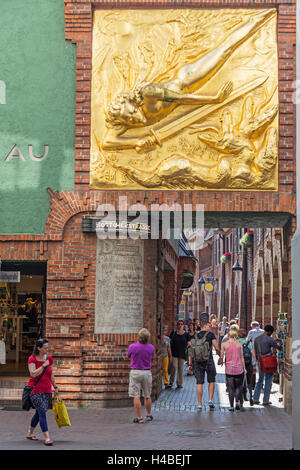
[
  {"left": 191, "top": 225, "right": 293, "bottom": 412},
  {"left": 0, "top": 0, "right": 296, "bottom": 407}
]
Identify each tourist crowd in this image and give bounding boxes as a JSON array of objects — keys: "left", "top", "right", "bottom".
[{"left": 126, "top": 315, "right": 282, "bottom": 422}]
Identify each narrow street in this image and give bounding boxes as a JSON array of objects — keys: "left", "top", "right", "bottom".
[{"left": 0, "top": 354, "right": 292, "bottom": 451}]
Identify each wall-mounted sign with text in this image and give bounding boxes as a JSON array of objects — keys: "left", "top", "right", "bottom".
[
  {"left": 82, "top": 217, "right": 151, "bottom": 237},
  {"left": 0, "top": 271, "right": 20, "bottom": 283}
]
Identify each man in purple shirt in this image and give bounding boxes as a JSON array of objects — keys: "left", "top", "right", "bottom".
[{"left": 127, "top": 328, "right": 154, "bottom": 423}]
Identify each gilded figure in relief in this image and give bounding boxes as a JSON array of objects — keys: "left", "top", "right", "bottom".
[{"left": 90, "top": 8, "right": 278, "bottom": 190}]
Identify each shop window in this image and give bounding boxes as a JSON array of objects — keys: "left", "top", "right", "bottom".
[{"left": 0, "top": 262, "right": 46, "bottom": 373}]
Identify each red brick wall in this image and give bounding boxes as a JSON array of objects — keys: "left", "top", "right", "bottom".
[
  {"left": 164, "top": 270, "right": 176, "bottom": 332},
  {"left": 63, "top": 0, "right": 296, "bottom": 217}
]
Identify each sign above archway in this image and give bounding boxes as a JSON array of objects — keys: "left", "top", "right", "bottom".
[{"left": 90, "top": 8, "right": 278, "bottom": 191}]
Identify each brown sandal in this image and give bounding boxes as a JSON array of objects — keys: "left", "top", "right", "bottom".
[
  {"left": 26, "top": 434, "right": 39, "bottom": 441},
  {"left": 44, "top": 439, "right": 54, "bottom": 446}
]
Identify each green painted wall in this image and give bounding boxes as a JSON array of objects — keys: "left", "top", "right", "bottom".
[{"left": 0, "top": 0, "right": 76, "bottom": 234}]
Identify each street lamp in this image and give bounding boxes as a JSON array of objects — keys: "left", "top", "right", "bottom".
[{"left": 232, "top": 259, "right": 243, "bottom": 272}]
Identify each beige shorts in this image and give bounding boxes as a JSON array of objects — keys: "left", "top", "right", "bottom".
[{"left": 128, "top": 370, "right": 152, "bottom": 398}]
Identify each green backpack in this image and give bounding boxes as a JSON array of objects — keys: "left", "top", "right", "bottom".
[{"left": 188, "top": 332, "right": 211, "bottom": 362}]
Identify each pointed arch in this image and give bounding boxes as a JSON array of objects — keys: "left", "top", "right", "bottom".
[
  {"left": 273, "top": 257, "right": 280, "bottom": 328},
  {"left": 264, "top": 264, "right": 271, "bottom": 326},
  {"left": 255, "top": 269, "right": 263, "bottom": 326}
]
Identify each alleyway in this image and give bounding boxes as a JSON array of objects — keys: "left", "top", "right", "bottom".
[
  {"left": 153, "top": 353, "right": 284, "bottom": 412},
  {"left": 0, "top": 354, "right": 292, "bottom": 451}
]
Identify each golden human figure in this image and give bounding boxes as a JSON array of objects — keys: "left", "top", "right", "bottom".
[
  {"left": 108, "top": 96, "right": 278, "bottom": 188},
  {"left": 102, "top": 9, "right": 275, "bottom": 152}
]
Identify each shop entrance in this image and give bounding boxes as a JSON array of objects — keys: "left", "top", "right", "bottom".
[{"left": 0, "top": 261, "right": 46, "bottom": 376}]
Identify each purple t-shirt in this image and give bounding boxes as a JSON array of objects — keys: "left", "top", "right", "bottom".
[{"left": 127, "top": 342, "right": 154, "bottom": 370}]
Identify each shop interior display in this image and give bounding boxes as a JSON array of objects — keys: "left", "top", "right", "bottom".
[
  {"left": 0, "top": 281, "right": 43, "bottom": 365},
  {"left": 276, "top": 312, "right": 288, "bottom": 373}
]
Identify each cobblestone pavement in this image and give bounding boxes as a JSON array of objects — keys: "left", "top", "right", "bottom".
[
  {"left": 153, "top": 353, "right": 285, "bottom": 413},
  {"left": 0, "top": 355, "right": 292, "bottom": 450}
]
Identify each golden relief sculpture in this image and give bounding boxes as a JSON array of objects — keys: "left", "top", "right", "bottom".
[{"left": 90, "top": 9, "right": 278, "bottom": 190}]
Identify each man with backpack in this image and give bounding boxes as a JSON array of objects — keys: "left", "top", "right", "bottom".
[
  {"left": 187, "top": 319, "right": 220, "bottom": 410},
  {"left": 238, "top": 329, "right": 256, "bottom": 407}
]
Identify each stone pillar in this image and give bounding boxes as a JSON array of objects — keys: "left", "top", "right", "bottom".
[{"left": 292, "top": 1, "right": 300, "bottom": 449}]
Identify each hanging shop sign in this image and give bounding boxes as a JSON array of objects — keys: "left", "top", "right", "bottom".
[
  {"left": 204, "top": 283, "right": 214, "bottom": 293},
  {"left": 0, "top": 271, "right": 20, "bottom": 282}
]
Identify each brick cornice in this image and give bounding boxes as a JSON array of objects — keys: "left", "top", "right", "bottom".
[{"left": 65, "top": 1, "right": 296, "bottom": 5}]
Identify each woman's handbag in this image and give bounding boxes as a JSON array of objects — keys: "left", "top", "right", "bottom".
[
  {"left": 257, "top": 336, "right": 278, "bottom": 374},
  {"left": 53, "top": 396, "right": 71, "bottom": 428},
  {"left": 22, "top": 366, "right": 47, "bottom": 411}
]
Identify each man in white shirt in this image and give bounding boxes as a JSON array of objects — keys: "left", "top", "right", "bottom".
[{"left": 247, "top": 321, "right": 264, "bottom": 344}]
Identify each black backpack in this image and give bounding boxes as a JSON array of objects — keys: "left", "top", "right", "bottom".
[{"left": 242, "top": 340, "right": 252, "bottom": 366}]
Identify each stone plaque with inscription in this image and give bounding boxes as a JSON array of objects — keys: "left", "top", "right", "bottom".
[{"left": 95, "top": 239, "right": 144, "bottom": 334}]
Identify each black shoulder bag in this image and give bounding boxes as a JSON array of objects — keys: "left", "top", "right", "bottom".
[{"left": 22, "top": 365, "right": 47, "bottom": 411}]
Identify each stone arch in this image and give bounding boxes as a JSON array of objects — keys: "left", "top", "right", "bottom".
[
  {"left": 282, "top": 253, "right": 289, "bottom": 315},
  {"left": 200, "top": 291, "right": 205, "bottom": 312},
  {"left": 264, "top": 264, "right": 271, "bottom": 326},
  {"left": 255, "top": 269, "right": 263, "bottom": 326},
  {"left": 213, "top": 293, "right": 218, "bottom": 317},
  {"left": 273, "top": 257, "right": 280, "bottom": 327},
  {"left": 225, "top": 289, "right": 230, "bottom": 318},
  {"left": 234, "top": 284, "right": 239, "bottom": 319},
  {"left": 247, "top": 280, "right": 252, "bottom": 331}
]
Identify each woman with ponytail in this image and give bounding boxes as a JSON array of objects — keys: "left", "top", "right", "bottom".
[{"left": 219, "top": 327, "right": 246, "bottom": 411}]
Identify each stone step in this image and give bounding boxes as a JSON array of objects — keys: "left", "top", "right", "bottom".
[
  {"left": 0, "top": 397, "right": 22, "bottom": 408},
  {"left": 0, "top": 388, "right": 23, "bottom": 398},
  {"left": 0, "top": 379, "right": 26, "bottom": 389}
]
